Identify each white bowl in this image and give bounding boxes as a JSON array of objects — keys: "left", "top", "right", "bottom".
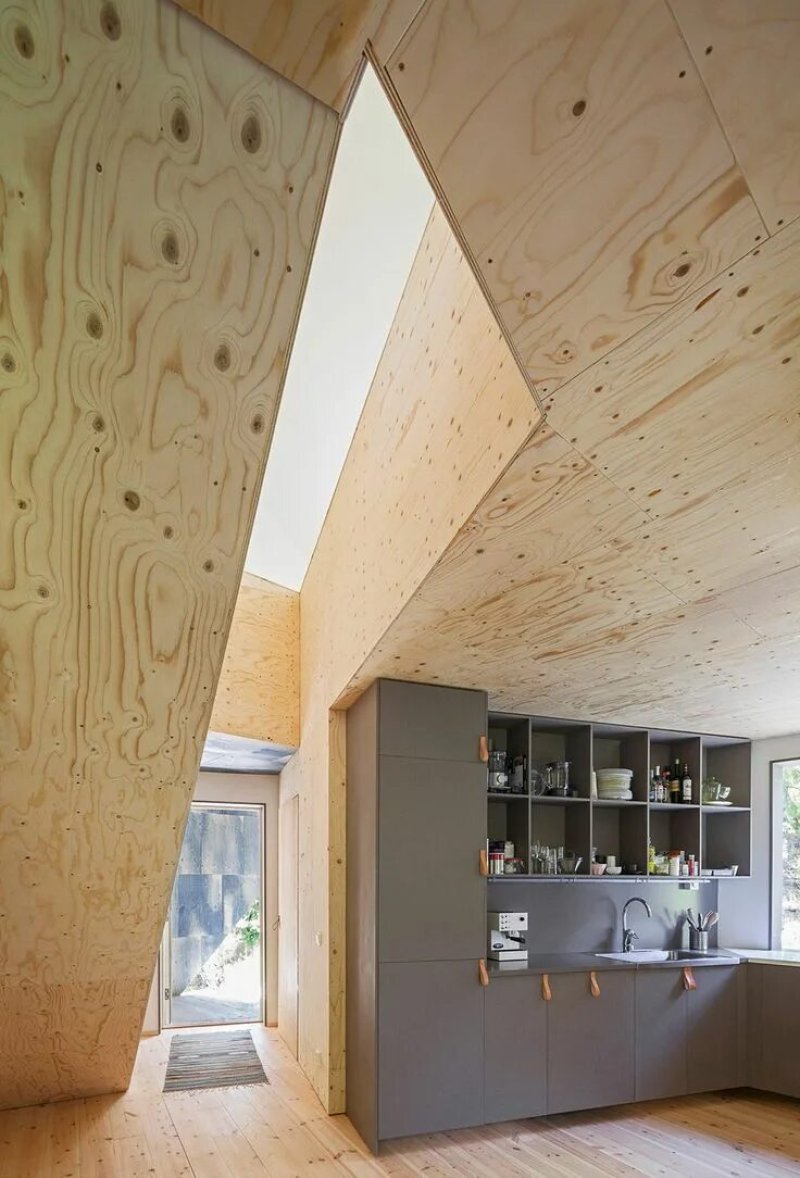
[{"left": 606, "top": 865, "right": 623, "bottom": 876}]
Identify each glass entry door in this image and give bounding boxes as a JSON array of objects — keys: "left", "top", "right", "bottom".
[{"left": 162, "top": 802, "right": 264, "bottom": 1028}]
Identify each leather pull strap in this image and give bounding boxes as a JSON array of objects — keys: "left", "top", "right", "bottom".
[
  {"left": 479, "top": 735, "right": 489, "bottom": 764},
  {"left": 479, "top": 848, "right": 489, "bottom": 877},
  {"left": 478, "top": 959, "right": 490, "bottom": 987},
  {"left": 541, "top": 973, "right": 552, "bottom": 1001},
  {"left": 589, "top": 970, "right": 601, "bottom": 998},
  {"left": 683, "top": 966, "right": 697, "bottom": 991}
]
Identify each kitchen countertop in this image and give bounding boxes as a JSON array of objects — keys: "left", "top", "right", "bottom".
[
  {"left": 487, "top": 949, "right": 740, "bottom": 977},
  {"left": 729, "top": 948, "right": 800, "bottom": 967}
]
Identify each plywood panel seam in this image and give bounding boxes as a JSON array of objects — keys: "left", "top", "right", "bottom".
[
  {"left": 367, "top": 45, "right": 544, "bottom": 415},
  {"left": 664, "top": 0, "right": 770, "bottom": 236},
  {"left": 544, "top": 229, "right": 779, "bottom": 425}
]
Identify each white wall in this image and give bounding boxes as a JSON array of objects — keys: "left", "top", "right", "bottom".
[
  {"left": 141, "top": 771, "right": 279, "bottom": 1035},
  {"left": 719, "top": 733, "right": 800, "bottom": 949}
]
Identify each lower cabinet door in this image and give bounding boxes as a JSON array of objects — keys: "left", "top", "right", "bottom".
[
  {"left": 686, "top": 966, "right": 742, "bottom": 1093},
  {"left": 635, "top": 969, "right": 687, "bottom": 1100},
  {"left": 378, "top": 960, "right": 485, "bottom": 1140},
  {"left": 547, "top": 970, "right": 635, "bottom": 1114},
  {"left": 749, "top": 964, "right": 800, "bottom": 1098},
  {"left": 484, "top": 975, "right": 547, "bottom": 1122}
]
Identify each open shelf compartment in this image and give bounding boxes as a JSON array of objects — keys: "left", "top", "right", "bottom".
[
  {"left": 592, "top": 724, "right": 649, "bottom": 802},
  {"left": 531, "top": 717, "right": 592, "bottom": 798},
  {"left": 591, "top": 802, "right": 648, "bottom": 876},
  {"left": 530, "top": 798, "right": 590, "bottom": 875}
]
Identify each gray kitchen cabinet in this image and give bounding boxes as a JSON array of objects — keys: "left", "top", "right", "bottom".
[
  {"left": 635, "top": 969, "right": 688, "bottom": 1100},
  {"left": 379, "top": 679, "right": 487, "bottom": 762},
  {"left": 379, "top": 755, "right": 486, "bottom": 962},
  {"left": 484, "top": 975, "right": 547, "bottom": 1122},
  {"left": 547, "top": 970, "right": 635, "bottom": 1113},
  {"left": 748, "top": 964, "right": 800, "bottom": 1098},
  {"left": 686, "top": 966, "right": 742, "bottom": 1093},
  {"left": 346, "top": 680, "right": 489, "bottom": 1150},
  {"left": 378, "top": 960, "right": 485, "bottom": 1140}
]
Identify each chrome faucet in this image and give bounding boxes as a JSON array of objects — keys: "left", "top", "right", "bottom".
[{"left": 622, "top": 896, "right": 652, "bottom": 951}]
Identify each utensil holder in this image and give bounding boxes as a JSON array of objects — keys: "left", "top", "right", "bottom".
[{"left": 690, "top": 929, "right": 709, "bottom": 953}]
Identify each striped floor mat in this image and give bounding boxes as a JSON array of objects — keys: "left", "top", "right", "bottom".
[{"left": 163, "top": 1029, "right": 269, "bottom": 1092}]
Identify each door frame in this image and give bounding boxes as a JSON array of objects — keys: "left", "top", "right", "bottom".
[{"left": 160, "top": 800, "right": 266, "bottom": 1030}]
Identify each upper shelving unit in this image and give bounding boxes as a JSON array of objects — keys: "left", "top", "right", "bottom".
[{"left": 486, "top": 712, "right": 751, "bottom": 879}]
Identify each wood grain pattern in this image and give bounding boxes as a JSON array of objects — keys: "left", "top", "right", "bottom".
[
  {"left": 542, "top": 219, "right": 800, "bottom": 522},
  {"left": 0, "top": 0, "right": 334, "bottom": 1109},
  {"left": 347, "top": 222, "right": 800, "bottom": 738},
  {"left": 279, "top": 204, "right": 537, "bottom": 1111},
  {"left": 4, "top": 1027, "right": 800, "bottom": 1177},
  {"left": 172, "top": 0, "right": 423, "bottom": 112},
  {"left": 209, "top": 572, "right": 299, "bottom": 745},
  {"left": 669, "top": 0, "right": 800, "bottom": 234},
  {"left": 383, "top": 0, "right": 765, "bottom": 393}
]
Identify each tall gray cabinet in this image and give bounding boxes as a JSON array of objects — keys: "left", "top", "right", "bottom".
[{"left": 346, "top": 679, "right": 488, "bottom": 1150}]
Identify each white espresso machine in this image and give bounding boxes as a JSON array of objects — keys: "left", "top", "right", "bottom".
[{"left": 487, "top": 911, "right": 528, "bottom": 962}]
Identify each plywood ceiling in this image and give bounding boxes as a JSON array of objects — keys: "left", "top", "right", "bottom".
[
  {"left": 0, "top": 0, "right": 334, "bottom": 1109},
  {"left": 333, "top": 0, "right": 800, "bottom": 739},
  {"left": 172, "top": 0, "right": 423, "bottom": 112},
  {"left": 345, "top": 223, "right": 800, "bottom": 737}
]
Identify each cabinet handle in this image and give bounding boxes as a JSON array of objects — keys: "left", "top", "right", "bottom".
[
  {"left": 478, "top": 959, "right": 490, "bottom": 987},
  {"left": 589, "top": 971, "right": 601, "bottom": 998},
  {"left": 479, "top": 735, "right": 489, "bottom": 763},
  {"left": 541, "top": 973, "right": 552, "bottom": 1001},
  {"left": 479, "top": 848, "right": 489, "bottom": 876},
  {"left": 682, "top": 966, "right": 697, "bottom": 991}
]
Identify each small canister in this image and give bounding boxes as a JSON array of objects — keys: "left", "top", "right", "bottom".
[{"left": 690, "top": 929, "right": 709, "bottom": 953}]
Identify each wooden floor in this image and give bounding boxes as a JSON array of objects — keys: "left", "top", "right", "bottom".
[{"left": 2, "top": 1027, "right": 800, "bottom": 1176}]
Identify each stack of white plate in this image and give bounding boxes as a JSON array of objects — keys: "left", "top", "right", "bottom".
[{"left": 596, "top": 768, "right": 634, "bottom": 800}]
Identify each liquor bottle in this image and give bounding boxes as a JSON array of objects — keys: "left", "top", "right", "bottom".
[
  {"left": 669, "top": 761, "right": 680, "bottom": 804},
  {"left": 650, "top": 764, "right": 660, "bottom": 803},
  {"left": 681, "top": 762, "right": 692, "bottom": 804}
]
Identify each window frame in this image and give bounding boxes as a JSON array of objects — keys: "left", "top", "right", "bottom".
[{"left": 771, "top": 757, "right": 800, "bottom": 949}]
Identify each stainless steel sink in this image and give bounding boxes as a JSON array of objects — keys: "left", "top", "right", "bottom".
[{"left": 596, "top": 949, "right": 731, "bottom": 964}]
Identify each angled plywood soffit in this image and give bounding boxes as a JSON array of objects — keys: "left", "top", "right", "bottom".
[
  {"left": 380, "top": 0, "right": 768, "bottom": 394},
  {"left": 346, "top": 221, "right": 800, "bottom": 739},
  {"left": 0, "top": 0, "right": 335, "bottom": 1109},
  {"left": 171, "top": 0, "right": 426, "bottom": 113},
  {"left": 668, "top": 0, "right": 800, "bottom": 234}
]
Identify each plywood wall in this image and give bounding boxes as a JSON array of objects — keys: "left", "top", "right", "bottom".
[
  {"left": 209, "top": 573, "right": 299, "bottom": 746},
  {"left": 280, "top": 205, "right": 538, "bottom": 1109},
  {"left": 0, "top": 0, "right": 335, "bottom": 1109},
  {"left": 172, "top": 0, "right": 423, "bottom": 111}
]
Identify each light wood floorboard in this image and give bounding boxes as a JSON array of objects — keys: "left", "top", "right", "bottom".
[{"left": 1, "top": 1026, "right": 799, "bottom": 1176}]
